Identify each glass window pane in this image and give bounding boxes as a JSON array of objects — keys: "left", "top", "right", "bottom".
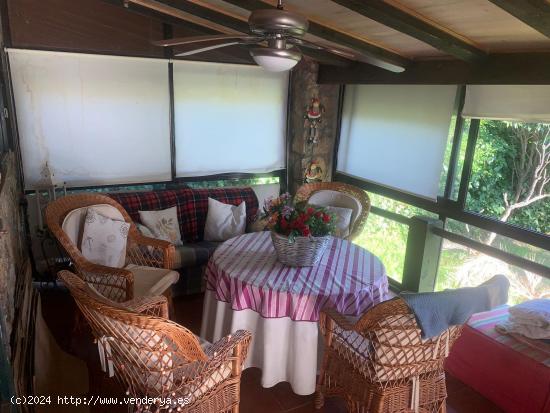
[
  {"left": 440, "top": 117, "right": 471, "bottom": 200},
  {"left": 465, "top": 120, "right": 550, "bottom": 235},
  {"left": 354, "top": 213, "right": 408, "bottom": 283},
  {"left": 444, "top": 219, "right": 550, "bottom": 267},
  {"left": 370, "top": 192, "right": 438, "bottom": 219},
  {"left": 437, "top": 239, "right": 549, "bottom": 305}
]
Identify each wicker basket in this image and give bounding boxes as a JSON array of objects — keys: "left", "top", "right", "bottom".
[{"left": 271, "top": 231, "right": 331, "bottom": 267}]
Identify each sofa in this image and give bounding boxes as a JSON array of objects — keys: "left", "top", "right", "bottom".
[{"left": 108, "top": 183, "right": 279, "bottom": 296}]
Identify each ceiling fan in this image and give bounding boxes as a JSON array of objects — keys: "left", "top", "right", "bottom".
[{"left": 152, "top": 0, "right": 405, "bottom": 73}]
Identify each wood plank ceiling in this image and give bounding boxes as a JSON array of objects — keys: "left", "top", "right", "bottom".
[
  {"left": 15, "top": 0, "right": 550, "bottom": 83},
  {"left": 127, "top": 0, "right": 550, "bottom": 56}
]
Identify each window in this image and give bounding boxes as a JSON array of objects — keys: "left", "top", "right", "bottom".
[
  {"left": 437, "top": 238, "right": 549, "bottom": 305},
  {"left": 173, "top": 61, "right": 287, "bottom": 177},
  {"left": 465, "top": 120, "right": 550, "bottom": 235},
  {"left": 9, "top": 49, "right": 172, "bottom": 189},
  {"left": 354, "top": 193, "right": 437, "bottom": 284},
  {"left": 338, "top": 85, "right": 457, "bottom": 199},
  {"left": 439, "top": 116, "right": 471, "bottom": 200}
]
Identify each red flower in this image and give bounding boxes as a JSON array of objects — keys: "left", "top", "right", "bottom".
[
  {"left": 322, "top": 214, "right": 330, "bottom": 223},
  {"left": 307, "top": 207, "right": 315, "bottom": 215},
  {"left": 302, "top": 226, "right": 311, "bottom": 236},
  {"left": 281, "top": 218, "right": 288, "bottom": 229}
]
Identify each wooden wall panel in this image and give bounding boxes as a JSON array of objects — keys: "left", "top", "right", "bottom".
[{"left": 7, "top": 0, "right": 164, "bottom": 57}]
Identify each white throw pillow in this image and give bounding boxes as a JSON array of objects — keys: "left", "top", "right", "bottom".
[
  {"left": 81, "top": 207, "right": 130, "bottom": 268},
  {"left": 136, "top": 223, "right": 155, "bottom": 239},
  {"left": 204, "top": 198, "right": 246, "bottom": 242},
  {"left": 321, "top": 205, "right": 353, "bottom": 238},
  {"left": 138, "top": 206, "right": 183, "bottom": 246}
]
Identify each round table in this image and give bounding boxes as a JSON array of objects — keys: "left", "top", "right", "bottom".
[{"left": 200, "top": 231, "right": 388, "bottom": 395}]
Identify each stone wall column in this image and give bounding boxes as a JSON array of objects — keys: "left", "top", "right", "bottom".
[{"left": 286, "top": 58, "right": 343, "bottom": 194}]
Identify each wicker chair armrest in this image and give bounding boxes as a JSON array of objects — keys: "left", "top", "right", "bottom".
[
  {"left": 127, "top": 232, "right": 176, "bottom": 269},
  {"left": 204, "top": 330, "right": 252, "bottom": 373},
  {"left": 320, "top": 307, "right": 356, "bottom": 333},
  {"left": 78, "top": 261, "right": 134, "bottom": 302},
  {"left": 123, "top": 295, "right": 169, "bottom": 318}
]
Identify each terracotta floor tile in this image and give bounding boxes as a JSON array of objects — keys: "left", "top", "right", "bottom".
[{"left": 270, "top": 380, "right": 314, "bottom": 410}]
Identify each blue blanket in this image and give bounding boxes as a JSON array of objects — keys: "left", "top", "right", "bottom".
[{"left": 400, "top": 275, "right": 510, "bottom": 339}]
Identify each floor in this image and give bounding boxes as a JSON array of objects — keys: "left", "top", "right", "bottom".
[{"left": 39, "top": 284, "right": 504, "bottom": 413}]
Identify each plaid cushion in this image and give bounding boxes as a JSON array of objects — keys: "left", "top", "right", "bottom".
[
  {"left": 173, "top": 241, "right": 221, "bottom": 269},
  {"left": 109, "top": 187, "right": 259, "bottom": 242}
]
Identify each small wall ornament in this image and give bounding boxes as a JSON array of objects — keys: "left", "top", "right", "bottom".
[
  {"left": 304, "top": 158, "right": 326, "bottom": 183},
  {"left": 304, "top": 97, "right": 324, "bottom": 144}
]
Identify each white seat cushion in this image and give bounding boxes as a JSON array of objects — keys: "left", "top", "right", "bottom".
[{"left": 125, "top": 264, "right": 180, "bottom": 297}]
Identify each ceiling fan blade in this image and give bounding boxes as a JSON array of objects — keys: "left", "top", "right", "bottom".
[
  {"left": 175, "top": 40, "right": 260, "bottom": 57},
  {"left": 289, "top": 37, "right": 406, "bottom": 73},
  {"left": 152, "top": 35, "right": 263, "bottom": 48}
]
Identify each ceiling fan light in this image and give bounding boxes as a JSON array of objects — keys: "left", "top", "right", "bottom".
[{"left": 250, "top": 48, "right": 301, "bottom": 72}]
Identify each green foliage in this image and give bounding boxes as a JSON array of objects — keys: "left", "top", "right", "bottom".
[
  {"left": 466, "top": 120, "right": 550, "bottom": 234},
  {"left": 354, "top": 213, "right": 407, "bottom": 282},
  {"left": 353, "top": 193, "right": 434, "bottom": 282},
  {"left": 186, "top": 176, "right": 279, "bottom": 189}
]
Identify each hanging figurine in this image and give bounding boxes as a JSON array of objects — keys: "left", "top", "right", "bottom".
[{"left": 304, "top": 97, "right": 324, "bottom": 144}]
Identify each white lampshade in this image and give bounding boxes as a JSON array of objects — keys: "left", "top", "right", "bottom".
[
  {"left": 252, "top": 54, "right": 299, "bottom": 72},
  {"left": 250, "top": 47, "right": 301, "bottom": 72}
]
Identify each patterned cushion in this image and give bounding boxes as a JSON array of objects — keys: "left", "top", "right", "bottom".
[
  {"left": 109, "top": 187, "right": 259, "bottom": 243},
  {"left": 139, "top": 206, "right": 183, "bottom": 246},
  {"left": 81, "top": 207, "right": 130, "bottom": 268}
]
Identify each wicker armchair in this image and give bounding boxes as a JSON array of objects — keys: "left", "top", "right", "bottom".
[
  {"left": 59, "top": 270, "right": 252, "bottom": 413},
  {"left": 295, "top": 182, "right": 370, "bottom": 241},
  {"left": 316, "top": 298, "right": 462, "bottom": 413},
  {"left": 46, "top": 194, "right": 178, "bottom": 303}
]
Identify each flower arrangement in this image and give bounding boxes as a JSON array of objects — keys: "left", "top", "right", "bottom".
[{"left": 261, "top": 193, "right": 336, "bottom": 241}]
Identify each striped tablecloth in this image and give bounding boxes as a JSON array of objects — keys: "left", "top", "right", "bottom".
[{"left": 205, "top": 231, "right": 389, "bottom": 322}]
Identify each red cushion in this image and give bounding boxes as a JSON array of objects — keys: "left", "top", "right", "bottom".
[{"left": 445, "top": 308, "right": 550, "bottom": 413}]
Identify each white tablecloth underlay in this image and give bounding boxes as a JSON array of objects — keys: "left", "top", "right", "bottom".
[{"left": 200, "top": 290, "right": 323, "bottom": 395}]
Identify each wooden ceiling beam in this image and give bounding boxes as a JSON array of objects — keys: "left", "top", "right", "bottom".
[
  {"left": 318, "top": 53, "right": 550, "bottom": 84},
  {"left": 149, "top": 0, "right": 352, "bottom": 66},
  {"left": 487, "top": 0, "right": 550, "bottom": 38},
  {"left": 222, "top": 0, "right": 409, "bottom": 70},
  {"left": 101, "top": 0, "right": 254, "bottom": 63},
  {"left": 330, "top": 0, "right": 486, "bottom": 62}
]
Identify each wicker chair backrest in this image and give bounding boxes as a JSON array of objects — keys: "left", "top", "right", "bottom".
[
  {"left": 295, "top": 182, "right": 371, "bottom": 240},
  {"left": 350, "top": 298, "right": 462, "bottom": 383},
  {"left": 59, "top": 271, "right": 208, "bottom": 395},
  {"left": 46, "top": 194, "right": 138, "bottom": 265}
]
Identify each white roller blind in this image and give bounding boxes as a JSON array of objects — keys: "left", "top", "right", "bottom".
[
  {"left": 338, "top": 85, "right": 457, "bottom": 199},
  {"left": 9, "top": 49, "right": 171, "bottom": 189},
  {"left": 463, "top": 85, "right": 550, "bottom": 122},
  {"left": 173, "top": 60, "right": 287, "bottom": 177}
]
